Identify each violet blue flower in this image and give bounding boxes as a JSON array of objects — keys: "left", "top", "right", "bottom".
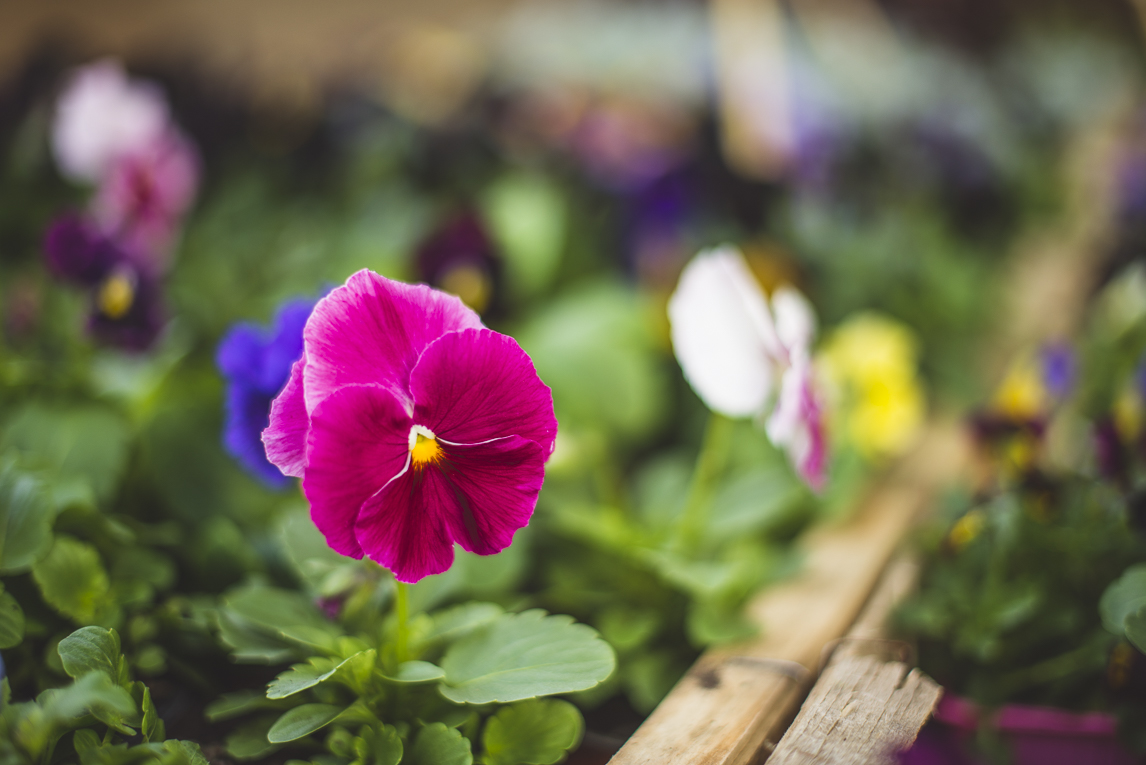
[
  {"left": 262, "top": 270, "right": 557, "bottom": 583},
  {"left": 1040, "top": 342, "right": 1076, "bottom": 402},
  {"left": 668, "top": 246, "right": 827, "bottom": 489},
  {"left": 52, "top": 59, "right": 169, "bottom": 184},
  {"left": 217, "top": 298, "right": 317, "bottom": 488}
]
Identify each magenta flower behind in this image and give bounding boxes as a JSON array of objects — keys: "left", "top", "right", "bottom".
[{"left": 262, "top": 270, "right": 557, "bottom": 583}]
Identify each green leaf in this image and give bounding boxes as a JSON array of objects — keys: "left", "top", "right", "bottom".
[
  {"left": 222, "top": 586, "right": 339, "bottom": 640},
  {"left": 517, "top": 285, "right": 669, "bottom": 440},
  {"left": 58, "top": 626, "right": 122, "bottom": 680},
  {"left": 267, "top": 703, "right": 345, "bottom": 743},
  {"left": 226, "top": 716, "right": 281, "bottom": 760},
  {"left": 205, "top": 690, "right": 290, "bottom": 722},
  {"left": 426, "top": 603, "right": 504, "bottom": 644},
  {"left": 32, "top": 536, "right": 111, "bottom": 624},
  {"left": 481, "top": 699, "right": 584, "bottom": 765},
  {"left": 597, "top": 607, "right": 659, "bottom": 652},
  {"left": 0, "top": 588, "right": 25, "bottom": 649},
  {"left": 3, "top": 402, "right": 130, "bottom": 502},
  {"left": 406, "top": 722, "right": 473, "bottom": 765},
  {"left": 267, "top": 651, "right": 368, "bottom": 699},
  {"left": 686, "top": 599, "right": 757, "bottom": 646},
  {"left": 1127, "top": 606, "right": 1146, "bottom": 654},
  {"left": 440, "top": 610, "right": 616, "bottom": 704},
  {"left": 1100, "top": 564, "right": 1146, "bottom": 637},
  {"left": 383, "top": 661, "right": 445, "bottom": 684},
  {"left": 0, "top": 456, "right": 56, "bottom": 574},
  {"left": 39, "top": 671, "right": 136, "bottom": 730},
  {"left": 356, "top": 724, "right": 403, "bottom": 765},
  {"left": 482, "top": 172, "right": 566, "bottom": 297},
  {"left": 140, "top": 683, "right": 164, "bottom": 742},
  {"left": 216, "top": 611, "right": 297, "bottom": 664}
]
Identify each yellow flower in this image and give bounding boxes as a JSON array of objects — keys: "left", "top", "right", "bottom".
[
  {"left": 819, "top": 313, "right": 925, "bottom": 460},
  {"left": 948, "top": 509, "right": 985, "bottom": 551},
  {"left": 1114, "top": 385, "right": 1143, "bottom": 443},
  {"left": 992, "top": 354, "right": 1046, "bottom": 421}
]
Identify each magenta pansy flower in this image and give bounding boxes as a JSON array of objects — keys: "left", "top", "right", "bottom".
[{"left": 262, "top": 270, "right": 557, "bottom": 583}]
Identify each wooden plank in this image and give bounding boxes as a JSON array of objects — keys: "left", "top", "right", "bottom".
[
  {"left": 608, "top": 424, "right": 968, "bottom": 765},
  {"left": 766, "top": 556, "right": 940, "bottom": 765},
  {"left": 766, "top": 657, "right": 940, "bottom": 765}
]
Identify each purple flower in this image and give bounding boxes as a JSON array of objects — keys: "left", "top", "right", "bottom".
[
  {"left": 217, "top": 298, "right": 317, "bottom": 488},
  {"left": 262, "top": 270, "right": 557, "bottom": 583},
  {"left": 88, "top": 262, "right": 164, "bottom": 351},
  {"left": 415, "top": 212, "right": 501, "bottom": 315},
  {"left": 1040, "top": 342, "right": 1075, "bottom": 401},
  {"left": 43, "top": 214, "right": 164, "bottom": 350},
  {"left": 44, "top": 214, "right": 120, "bottom": 285}
]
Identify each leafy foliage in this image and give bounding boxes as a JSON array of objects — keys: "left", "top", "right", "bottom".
[{"left": 0, "top": 626, "right": 205, "bottom": 765}]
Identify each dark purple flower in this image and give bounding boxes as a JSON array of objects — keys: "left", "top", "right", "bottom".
[
  {"left": 625, "top": 171, "right": 693, "bottom": 288},
  {"left": 43, "top": 214, "right": 120, "bottom": 285},
  {"left": 1040, "top": 343, "right": 1075, "bottom": 401},
  {"left": 415, "top": 212, "right": 501, "bottom": 316},
  {"left": 1094, "top": 416, "right": 1129, "bottom": 485},
  {"left": 88, "top": 262, "right": 164, "bottom": 351},
  {"left": 217, "top": 297, "right": 318, "bottom": 488},
  {"left": 44, "top": 214, "right": 165, "bottom": 350}
]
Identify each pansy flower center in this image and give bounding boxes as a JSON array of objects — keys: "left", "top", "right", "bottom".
[
  {"left": 409, "top": 425, "right": 443, "bottom": 468},
  {"left": 98, "top": 267, "right": 137, "bottom": 319}
]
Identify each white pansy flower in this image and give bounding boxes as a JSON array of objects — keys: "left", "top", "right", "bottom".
[{"left": 52, "top": 59, "right": 169, "bottom": 183}]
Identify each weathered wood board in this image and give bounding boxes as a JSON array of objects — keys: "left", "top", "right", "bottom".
[
  {"left": 766, "top": 556, "right": 941, "bottom": 765},
  {"left": 607, "top": 425, "right": 968, "bottom": 765}
]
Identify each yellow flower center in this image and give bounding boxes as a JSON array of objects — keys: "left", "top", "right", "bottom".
[
  {"left": 97, "top": 270, "right": 136, "bottom": 319},
  {"left": 409, "top": 425, "right": 443, "bottom": 468}
]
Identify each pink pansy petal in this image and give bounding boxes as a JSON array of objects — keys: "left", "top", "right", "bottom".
[
  {"left": 434, "top": 436, "right": 546, "bottom": 555},
  {"left": 410, "top": 329, "right": 557, "bottom": 455},
  {"left": 302, "top": 384, "right": 413, "bottom": 559},
  {"left": 353, "top": 468, "right": 457, "bottom": 584},
  {"left": 766, "top": 359, "right": 827, "bottom": 491},
  {"left": 354, "top": 436, "right": 545, "bottom": 583},
  {"left": 262, "top": 357, "right": 310, "bottom": 478},
  {"left": 302, "top": 270, "right": 482, "bottom": 415}
]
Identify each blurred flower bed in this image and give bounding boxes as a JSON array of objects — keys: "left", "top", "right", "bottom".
[{"left": 0, "top": 6, "right": 1139, "bottom": 762}]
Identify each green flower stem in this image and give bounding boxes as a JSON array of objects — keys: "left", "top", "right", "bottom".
[
  {"left": 395, "top": 580, "right": 410, "bottom": 664},
  {"left": 674, "top": 413, "right": 735, "bottom": 553},
  {"left": 994, "top": 634, "right": 1109, "bottom": 697}
]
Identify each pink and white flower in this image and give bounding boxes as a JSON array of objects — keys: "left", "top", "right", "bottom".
[
  {"left": 92, "top": 128, "right": 200, "bottom": 258},
  {"left": 52, "top": 60, "right": 169, "bottom": 183},
  {"left": 668, "top": 246, "right": 827, "bottom": 489},
  {"left": 262, "top": 270, "right": 557, "bottom": 583}
]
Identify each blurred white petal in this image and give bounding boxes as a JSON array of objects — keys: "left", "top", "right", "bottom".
[
  {"left": 668, "top": 246, "right": 777, "bottom": 417},
  {"left": 771, "top": 285, "right": 816, "bottom": 356},
  {"left": 52, "top": 59, "right": 169, "bottom": 183}
]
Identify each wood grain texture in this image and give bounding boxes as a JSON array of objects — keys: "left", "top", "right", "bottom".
[
  {"left": 767, "top": 657, "right": 940, "bottom": 765},
  {"left": 608, "top": 425, "right": 968, "bottom": 765},
  {"left": 766, "top": 555, "right": 940, "bottom": 765}
]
